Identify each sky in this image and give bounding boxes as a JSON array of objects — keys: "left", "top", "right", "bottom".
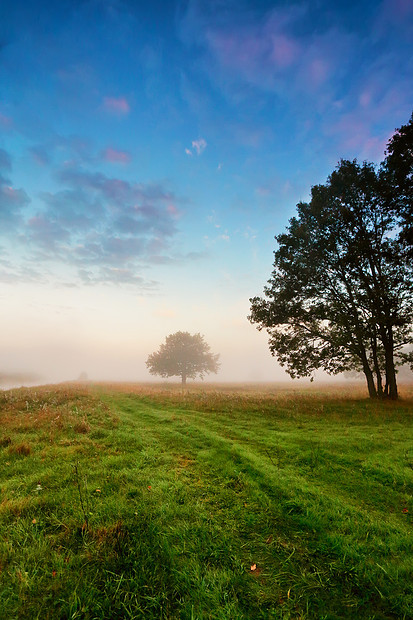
[{"left": 0, "top": 0, "right": 412, "bottom": 385}]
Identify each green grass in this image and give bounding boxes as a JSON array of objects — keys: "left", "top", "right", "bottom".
[{"left": 0, "top": 382, "right": 412, "bottom": 619}]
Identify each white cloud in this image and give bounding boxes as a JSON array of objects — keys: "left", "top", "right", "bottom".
[{"left": 191, "top": 138, "right": 207, "bottom": 155}]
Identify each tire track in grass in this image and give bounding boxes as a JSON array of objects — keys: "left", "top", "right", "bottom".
[
  {"left": 109, "top": 393, "right": 413, "bottom": 530},
  {"left": 105, "top": 395, "right": 344, "bottom": 616},
  {"left": 106, "top": 394, "right": 411, "bottom": 553},
  {"left": 105, "top": 393, "right": 413, "bottom": 618},
  {"left": 97, "top": 395, "right": 298, "bottom": 617}
]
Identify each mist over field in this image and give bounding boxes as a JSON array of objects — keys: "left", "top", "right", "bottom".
[{"left": 0, "top": 0, "right": 412, "bottom": 389}]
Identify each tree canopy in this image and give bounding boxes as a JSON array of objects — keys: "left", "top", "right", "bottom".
[
  {"left": 382, "top": 113, "right": 413, "bottom": 252},
  {"left": 249, "top": 116, "right": 413, "bottom": 399},
  {"left": 146, "top": 332, "right": 220, "bottom": 386}
]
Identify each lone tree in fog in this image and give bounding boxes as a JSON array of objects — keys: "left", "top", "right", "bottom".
[
  {"left": 146, "top": 332, "right": 220, "bottom": 386},
  {"left": 249, "top": 115, "right": 413, "bottom": 400}
]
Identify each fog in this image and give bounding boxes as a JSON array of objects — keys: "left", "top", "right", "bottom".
[
  {"left": 0, "top": 338, "right": 290, "bottom": 387},
  {"left": 0, "top": 285, "right": 405, "bottom": 391},
  {"left": 0, "top": 333, "right": 357, "bottom": 390}
]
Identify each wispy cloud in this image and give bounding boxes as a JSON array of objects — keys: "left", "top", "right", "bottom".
[
  {"left": 28, "top": 135, "right": 94, "bottom": 168},
  {"left": 0, "top": 149, "right": 30, "bottom": 228},
  {"left": 0, "top": 148, "right": 11, "bottom": 171},
  {"left": 102, "top": 96, "right": 130, "bottom": 117},
  {"left": 101, "top": 147, "right": 131, "bottom": 164},
  {"left": 0, "top": 157, "right": 196, "bottom": 286},
  {"left": 154, "top": 306, "right": 177, "bottom": 319},
  {"left": 192, "top": 138, "right": 207, "bottom": 155},
  {"left": 0, "top": 112, "right": 12, "bottom": 129},
  {"left": 185, "top": 138, "right": 207, "bottom": 156},
  {"left": 181, "top": 4, "right": 346, "bottom": 100},
  {"left": 179, "top": 0, "right": 413, "bottom": 159},
  {"left": 78, "top": 266, "right": 157, "bottom": 288}
]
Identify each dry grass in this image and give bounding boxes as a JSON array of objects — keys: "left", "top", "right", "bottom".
[
  {"left": 0, "top": 383, "right": 109, "bottom": 439},
  {"left": 91, "top": 380, "right": 413, "bottom": 421},
  {"left": 9, "top": 442, "right": 31, "bottom": 456},
  {"left": 94, "top": 378, "right": 413, "bottom": 400}
]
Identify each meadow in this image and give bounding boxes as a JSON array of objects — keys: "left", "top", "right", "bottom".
[{"left": 0, "top": 381, "right": 412, "bottom": 619}]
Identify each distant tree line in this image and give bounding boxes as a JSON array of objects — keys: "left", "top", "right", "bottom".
[{"left": 249, "top": 114, "right": 413, "bottom": 399}]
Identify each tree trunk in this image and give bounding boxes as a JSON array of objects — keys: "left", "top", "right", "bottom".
[
  {"left": 355, "top": 336, "right": 378, "bottom": 399},
  {"left": 384, "top": 329, "right": 398, "bottom": 400},
  {"left": 358, "top": 348, "right": 377, "bottom": 398},
  {"left": 181, "top": 373, "right": 187, "bottom": 387},
  {"left": 371, "top": 334, "right": 384, "bottom": 398},
  {"left": 380, "top": 325, "right": 398, "bottom": 400},
  {"left": 363, "top": 366, "right": 378, "bottom": 399}
]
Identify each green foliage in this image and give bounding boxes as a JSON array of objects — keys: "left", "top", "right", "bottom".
[
  {"left": 382, "top": 112, "right": 413, "bottom": 251},
  {"left": 146, "top": 331, "right": 220, "bottom": 385},
  {"left": 0, "top": 382, "right": 413, "bottom": 619},
  {"left": 249, "top": 117, "right": 413, "bottom": 399}
]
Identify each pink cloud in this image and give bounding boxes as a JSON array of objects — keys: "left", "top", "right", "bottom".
[
  {"left": 1, "top": 185, "right": 28, "bottom": 205},
  {"left": 200, "top": 6, "right": 306, "bottom": 90},
  {"left": 102, "top": 97, "right": 130, "bottom": 116},
  {"left": 307, "top": 59, "right": 330, "bottom": 87},
  {"left": 187, "top": 4, "right": 359, "bottom": 107},
  {"left": 270, "top": 34, "right": 299, "bottom": 68},
  {"left": 167, "top": 203, "right": 181, "bottom": 219},
  {"left": 206, "top": 30, "right": 264, "bottom": 76},
  {"left": 102, "top": 147, "right": 131, "bottom": 164},
  {"left": 255, "top": 186, "right": 271, "bottom": 196},
  {"left": 0, "top": 113, "right": 13, "bottom": 128},
  {"left": 381, "top": 0, "right": 413, "bottom": 20},
  {"left": 325, "top": 113, "right": 391, "bottom": 162},
  {"left": 359, "top": 90, "right": 373, "bottom": 108}
]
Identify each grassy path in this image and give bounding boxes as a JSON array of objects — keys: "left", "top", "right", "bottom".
[{"left": 0, "top": 384, "right": 412, "bottom": 618}]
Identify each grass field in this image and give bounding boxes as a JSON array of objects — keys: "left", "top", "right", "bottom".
[{"left": 0, "top": 382, "right": 412, "bottom": 619}]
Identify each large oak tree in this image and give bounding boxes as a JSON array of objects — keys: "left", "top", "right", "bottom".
[{"left": 249, "top": 117, "right": 412, "bottom": 399}]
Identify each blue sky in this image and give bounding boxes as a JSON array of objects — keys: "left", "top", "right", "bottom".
[{"left": 0, "top": 0, "right": 412, "bottom": 383}]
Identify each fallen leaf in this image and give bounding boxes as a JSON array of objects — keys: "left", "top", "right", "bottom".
[
  {"left": 52, "top": 570, "right": 57, "bottom": 578},
  {"left": 402, "top": 508, "right": 409, "bottom": 514},
  {"left": 266, "top": 535, "right": 273, "bottom": 544},
  {"left": 250, "top": 564, "right": 257, "bottom": 571},
  {"left": 32, "top": 518, "right": 37, "bottom": 524}
]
